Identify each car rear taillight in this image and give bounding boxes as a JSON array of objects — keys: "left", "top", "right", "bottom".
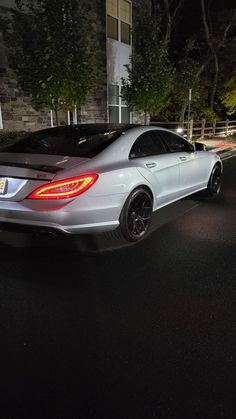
[{"left": 27, "top": 174, "right": 98, "bottom": 200}]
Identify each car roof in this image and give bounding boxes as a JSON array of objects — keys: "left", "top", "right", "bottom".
[{"left": 34, "top": 123, "right": 143, "bottom": 135}]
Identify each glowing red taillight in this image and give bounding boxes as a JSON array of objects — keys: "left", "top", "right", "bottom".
[{"left": 27, "top": 174, "right": 98, "bottom": 200}]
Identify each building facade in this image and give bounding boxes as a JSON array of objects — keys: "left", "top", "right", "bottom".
[{"left": 0, "top": 0, "right": 144, "bottom": 132}]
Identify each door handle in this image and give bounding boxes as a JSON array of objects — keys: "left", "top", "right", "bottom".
[
  {"left": 146, "top": 162, "right": 157, "bottom": 168},
  {"left": 179, "top": 156, "right": 187, "bottom": 161}
]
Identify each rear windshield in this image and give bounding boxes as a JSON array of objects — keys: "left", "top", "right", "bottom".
[{"left": 0, "top": 125, "right": 126, "bottom": 158}]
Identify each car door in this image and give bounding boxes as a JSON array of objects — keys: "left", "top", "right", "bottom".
[
  {"left": 159, "top": 131, "right": 209, "bottom": 194},
  {"left": 129, "top": 130, "right": 180, "bottom": 206}
]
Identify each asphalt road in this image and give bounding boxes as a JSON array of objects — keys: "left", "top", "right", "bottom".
[{"left": 0, "top": 156, "right": 235, "bottom": 419}]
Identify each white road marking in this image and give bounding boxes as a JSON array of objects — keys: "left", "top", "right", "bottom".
[{"left": 222, "top": 154, "right": 236, "bottom": 161}]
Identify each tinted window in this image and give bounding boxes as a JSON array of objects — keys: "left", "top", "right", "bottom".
[
  {"left": 160, "top": 131, "right": 194, "bottom": 153},
  {"left": 130, "top": 131, "right": 167, "bottom": 159},
  {"left": 0, "top": 126, "right": 126, "bottom": 158}
]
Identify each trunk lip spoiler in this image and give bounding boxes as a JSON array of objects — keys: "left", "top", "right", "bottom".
[{"left": 0, "top": 160, "right": 63, "bottom": 174}]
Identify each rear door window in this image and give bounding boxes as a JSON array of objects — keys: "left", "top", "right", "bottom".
[{"left": 130, "top": 131, "right": 167, "bottom": 159}]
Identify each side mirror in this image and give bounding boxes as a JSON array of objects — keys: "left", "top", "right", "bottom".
[{"left": 194, "top": 142, "right": 206, "bottom": 151}]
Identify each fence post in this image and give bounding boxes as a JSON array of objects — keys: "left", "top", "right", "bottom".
[
  {"left": 73, "top": 105, "right": 78, "bottom": 124},
  {"left": 225, "top": 119, "right": 229, "bottom": 136},
  {"left": 67, "top": 111, "right": 71, "bottom": 125},
  {"left": 0, "top": 101, "right": 3, "bottom": 130},
  {"left": 50, "top": 110, "right": 54, "bottom": 128},
  {"left": 213, "top": 119, "right": 216, "bottom": 136},
  {"left": 201, "top": 118, "right": 206, "bottom": 138},
  {"left": 189, "top": 119, "right": 193, "bottom": 141}
]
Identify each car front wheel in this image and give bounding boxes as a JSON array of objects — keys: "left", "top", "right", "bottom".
[
  {"left": 119, "top": 187, "right": 153, "bottom": 242},
  {"left": 206, "top": 165, "right": 222, "bottom": 197}
]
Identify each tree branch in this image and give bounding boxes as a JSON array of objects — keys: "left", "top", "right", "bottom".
[
  {"left": 163, "top": 0, "right": 185, "bottom": 44},
  {"left": 223, "top": 11, "right": 236, "bottom": 41},
  {"left": 196, "top": 54, "right": 212, "bottom": 78},
  {"left": 172, "top": 0, "right": 185, "bottom": 21},
  {"left": 163, "top": 0, "right": 172, "bottom": 44},
  {"left": 201, "top": 0, "right": 219, "bottom": 110}
]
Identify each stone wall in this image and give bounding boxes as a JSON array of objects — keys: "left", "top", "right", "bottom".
[{"left": 0, "top": 68, "right": 52, "bottom": 131}]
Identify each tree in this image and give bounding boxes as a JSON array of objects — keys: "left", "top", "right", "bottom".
[
  {"left": 159, "top": 42, "right": 201, "bottom": 123},
  {"left": 4, "top": 0, "right": 98, "bottom": 125},
  {"left": 201, "top": 0, "right": 219, "bottom": 112},
  {"left": 200, "top": 0, "right": 236, "bottom": 112},
  {"left": 221, "top": 72, "right": 236, "bottom": 115},
  {"left": 121, "top": 1, "right": 174, "bottom": 123}
]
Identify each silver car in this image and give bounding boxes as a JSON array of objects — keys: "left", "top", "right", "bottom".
[{"left": 0, "top": 124, "right": 222, "bottom": 242}]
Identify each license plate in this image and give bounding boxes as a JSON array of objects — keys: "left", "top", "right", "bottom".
[{"left": 0, "top": 178, "right": 7, "bottom": 194}]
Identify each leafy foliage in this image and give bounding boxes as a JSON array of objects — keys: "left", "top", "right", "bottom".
[
  {"left": 0, "top": 130, "right": 26, "bottom": 148},
  {"left": 221, "top": 72, "right": 236, "bottom": 115},
  {"left": 4, "top": 0, "right": 98, "bottom": 122},
  {"left": 159, "top": 47, "right": 201, "bottom": 121},
  {"left": 121, "top": 2, "right": 174, "bottom": 120}
]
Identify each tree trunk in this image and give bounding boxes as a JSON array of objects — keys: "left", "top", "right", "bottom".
[
  {"left": 201, "top": 0, "right": 219, "bottom": 111},
  {"left": 180, "top": 100, "right": 187, "bottom": 126},
  {"left": 54, "top": 102, "right": 59, "bottom": 126},
  {"left": 163, "top": 0, "right": 172, "bottom": 44},
  {"left": 144, "top": 110, "right": 148, "bottom": 125},
  {"left": 77, "top": 105, "right": 81, "bottom": 124},
  {"left": 210, "top": 52, "right": 219, "bottom": 111},
  {"left": 163, "top": 0, "right": 185, "bottom": 44}
]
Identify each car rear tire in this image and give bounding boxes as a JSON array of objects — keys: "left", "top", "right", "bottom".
[
  {"left": 205, "top": 165, "right": 222, "bottom": 197},
  {"left": 119, "top": 187, "right": 153, "bottom": 242}
]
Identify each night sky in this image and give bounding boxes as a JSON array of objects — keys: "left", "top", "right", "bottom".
[{"left": 175, "top": 0, "right": 236, "bottom": 49}]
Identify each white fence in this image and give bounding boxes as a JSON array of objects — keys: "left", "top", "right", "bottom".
[{"left": 150, "top": 119, "right": 236, "bottom": 140}]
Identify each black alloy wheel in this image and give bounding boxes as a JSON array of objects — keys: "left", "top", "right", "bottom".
[
  {"left": 207, "top": 165, "right": 222, "bottom": 196},
  {"left": 120, "top": 188, "right": 153, "bottom": 242}
]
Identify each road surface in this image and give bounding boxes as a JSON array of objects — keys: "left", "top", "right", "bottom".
[{"left": 0, "top": 155, "right": 235, "bottom": 418}]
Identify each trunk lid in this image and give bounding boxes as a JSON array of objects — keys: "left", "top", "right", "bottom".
[{"left": 0, "top": 153, "right": 89, "bottom": 201}]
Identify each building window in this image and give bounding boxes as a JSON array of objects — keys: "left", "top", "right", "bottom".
[
  {"left": 108, "top": 84, "right": 119, "bottom": 105},
  {"left": 120, "top": 0, "right": 131, "bottom": 23},
  {"left": 106, "top": 0, "right": 131, "bottom": 45},
  {"left": 121, "top": 106, "right": 130, "bottom": 123},
  {"left": 109, "top": 106, "right": 119, "bottom": 123},
  {"left": 121, "top": 21, "right": 130, "bottom": 44},
  {"left": 107, "top": 15, "right": 118, "bottom": 40},
  {"left": 108, "top": 84, "right": 130, "bottom": 123},
  {"left": 107, "top": 0, "right": 118, "bottom": 17}
]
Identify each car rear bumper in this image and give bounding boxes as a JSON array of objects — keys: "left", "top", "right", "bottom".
[
  {"left": 0, "top": 194, "right": 126, "bottom": 234},
  {"left": 0, "top": 218, "right": 120, "bottom": 234}
]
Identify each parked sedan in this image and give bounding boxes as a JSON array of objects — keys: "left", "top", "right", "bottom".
[{"left": 0, "top": 124, "right": 222, "bottom": 242}]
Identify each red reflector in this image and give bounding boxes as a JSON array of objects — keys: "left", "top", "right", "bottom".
[{"left": 27, "top": 174, "right": 98, "bottom": 200}]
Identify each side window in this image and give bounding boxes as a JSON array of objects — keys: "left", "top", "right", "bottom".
[
  {"left": 160, "top": 132, "right": 194, "bottom": 153},
  {"left": 129, "top": 131, "right": 167, "bottom": 159}
]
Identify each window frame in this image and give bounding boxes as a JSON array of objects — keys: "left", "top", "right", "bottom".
[
  {"left": 129, "top": 130, "right": 168, "bottom": 160},
  {"left": 107, "top": 14, "right": 119, "bottom": 41},
  {"left": 159, "top": 131, "right": 195, "bottom": 154},
  {"left": 106, "top": 0, "right": 132, "bottom": 45},
  {"left": 106, "top": 0, "right": 119, "bottom": 18},
  {"left": 108, "top": 83, "right": 130, "bottom": 124}
]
